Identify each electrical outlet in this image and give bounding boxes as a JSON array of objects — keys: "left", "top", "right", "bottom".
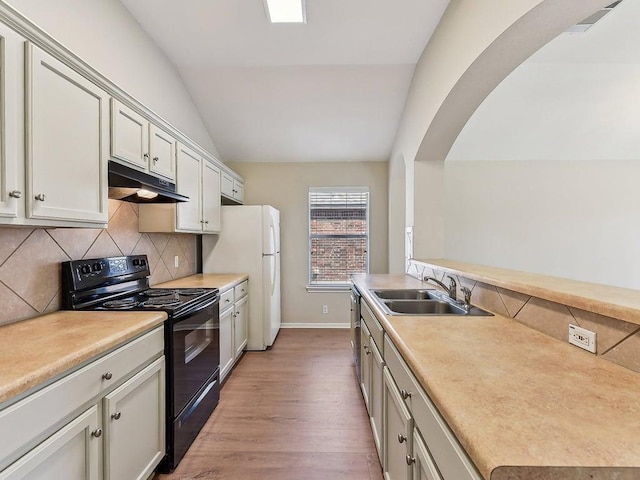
[
  {"left": 174, "top": 256, "right": 179, "bottom": 268},
  {"left": 322, "top": 305, "right": 329, "bottom": 314},
  {"left": 568, "top": 324, "right": 596, "bottom": 353}
]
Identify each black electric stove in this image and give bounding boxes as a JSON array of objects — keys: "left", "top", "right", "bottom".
[{"left": 61, "top": 255, "right": 220, "bottom": 471}]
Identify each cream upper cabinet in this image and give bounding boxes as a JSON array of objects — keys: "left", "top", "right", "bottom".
[
  {"left": 202, "top": 160, "right": 221, "bottom": 233},
  {"left": 25, "top": 43, "right": 109, "bottom": 225},
  {"left": 110, "top": 99, "right": 149, "bottom": 171},
  {"left": 149, "top": 124, "right": 176, "bottom": 180},
  {"left": 175, "top": 143, "right": 202, "bottom": 232},
  {"left": 0, "top": 24, "right": 23, "bottom": 220},
  {"left": 221, "top": 171, "right": 243, "bottom": 204},
  {"left": 140, "top": 143, "right": 221, "bottom": 234},
  {"left": 111, "top": 99, "right": 176, "bottom": 181}
]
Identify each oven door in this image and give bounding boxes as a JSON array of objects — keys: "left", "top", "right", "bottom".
[{"left": 170, "top": 297, "right": 220, "bottom": 417}]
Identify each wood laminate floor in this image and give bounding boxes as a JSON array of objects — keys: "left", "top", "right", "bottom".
[{"left": 155, "top": 328, "right": 383, "bottom": 480}]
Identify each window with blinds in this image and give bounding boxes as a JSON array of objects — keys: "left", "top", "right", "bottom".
[{"left": 309, "top": 187, "right": 369, "bottom": 286}]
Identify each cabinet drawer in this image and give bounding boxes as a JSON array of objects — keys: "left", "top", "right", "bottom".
[
  {"left": 361, "top": 300, "right": 384, "bottom": 352},
  {"left": 0, "top": 327, "right": 163, "bottom": 469},
  {"left": 220, "top": 288, "right": 234, "bottom": 312},
  {"left": 234, "top": 280, "right": 248, "bottom": 300},
  {"left": 384, "top": 336, "right": 481, "bottom": 480}
]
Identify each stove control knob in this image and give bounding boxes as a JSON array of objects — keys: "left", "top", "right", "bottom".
[
  {"left": 132, "top": 258, "right": 140, "bottom": 266},
  {"left": 80, "top": 264, "right": 91, "bottom": 275},
  {"left": 92, "top": 263, "right": 103, "bottom": 272},
  {"left": 140, "top": 259, "right": 147, "bottom": 267}
]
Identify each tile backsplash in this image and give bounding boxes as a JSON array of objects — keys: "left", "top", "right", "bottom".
[{"left": 0, "top": 200, "right": 197, "bottom": 327}]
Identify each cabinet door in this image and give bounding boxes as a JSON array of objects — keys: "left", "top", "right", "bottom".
[
  {"left": 383, "top": 367, "right": 413, "bottom": 480},
  {"left": 26, "top": 43, "right": 108, "bottom": 224},
  {"left": 202, "top": 160, "right": 221, "bottom": 233},
  {"left": 220, "top": 171, "right": 234, "bottom": 198},
  {"left": 233, "top": 295, "right": 248, "bottom": 359},
  {"left": 360, "top": 322, "right": 372, "bottom": 414},
  {"left": 0, "top": 406, "right": 100, "bottom": 480},
  {"left": 370, "top": 339, "right": 385, "bottom": 461},
  {"left": 0, "top": 24, "right": 24, "bottom": 219},
  {"left": 219, "top": 307, "right": 234, "bottom": 381},
  {"left": 110, "top": 99, "right": 149, "bottom": 171},
  {"left": 175, "top": 143, "right": 202, "bottom": 232},
  {"left": 149, "top": 123, "right": 176, "bottom": 180},
  {"left": 412, "top": 429, "right": 442, "bottom": 480},
  {"left": 233, "top": 179, "right": 244, "bottom": 202},
  {"left": 103, "top": 357, "right": 165, "bottom": 480}
]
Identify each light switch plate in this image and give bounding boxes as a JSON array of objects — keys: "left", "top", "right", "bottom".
[{"left": 174, "top": 255, "right": 179, "bottom": 268}]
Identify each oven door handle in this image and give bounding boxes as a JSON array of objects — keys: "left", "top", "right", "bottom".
[{"left": 173, "top": 296, "right": 220, "bottom": 321}]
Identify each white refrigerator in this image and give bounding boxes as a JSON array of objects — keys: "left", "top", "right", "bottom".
[{"left": 202, "top": 205, "right": 281, "bottom": 350}]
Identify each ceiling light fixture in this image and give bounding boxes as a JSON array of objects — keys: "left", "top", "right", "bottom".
[{"left": 263, "top": 0, "right": 306, "bottom": 24}]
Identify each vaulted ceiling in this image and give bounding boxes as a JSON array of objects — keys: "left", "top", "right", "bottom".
[{"left": 119, "top": 0, "right": 450, "bottom": 162}]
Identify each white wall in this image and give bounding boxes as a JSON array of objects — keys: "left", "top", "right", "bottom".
[
  {"left": 444, "top": 161, "right": 640, "bottom": 289},
  {"left": 6, "top": 0, "right": 218, "bottom": 156},
  {"left": 228, "top": 161, "right": 389, "bottom": 326},
  {"left": 387, "top": 0, "right": 613, "bottom": 272},
  {"left": 444, "top": 0, "right": 640, "bottom": 289}
]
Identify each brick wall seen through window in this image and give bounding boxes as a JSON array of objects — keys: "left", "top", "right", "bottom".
[{"left": 309, "top": 189, "right": 369, "bottom": 285}]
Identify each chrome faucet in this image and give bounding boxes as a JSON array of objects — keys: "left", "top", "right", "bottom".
[{"left": 423, "top": 275, "right": 457, "bottom": 301}]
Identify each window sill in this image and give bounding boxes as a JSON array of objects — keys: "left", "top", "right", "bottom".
[{"left": 306, "top": 285, "right": 352, "bottom": 293}]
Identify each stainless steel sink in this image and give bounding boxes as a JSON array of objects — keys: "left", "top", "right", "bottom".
[
  {"left": 380, "top": 299, "right": 493, "bottom": 316},
  {"left": 371, "top": 289, "right": 438, "bottom": 300},
  {"left": 383, "top": 300, "right": 461, "bottom": 315}
]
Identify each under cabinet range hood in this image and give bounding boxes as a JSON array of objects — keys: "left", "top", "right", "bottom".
[{"left": 108, "top": 161, "right": 189, "bottom": 203}]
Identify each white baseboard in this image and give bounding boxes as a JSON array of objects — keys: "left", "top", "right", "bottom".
[{"left": 281, "top": 323, "right": 349, "bottom": 329}]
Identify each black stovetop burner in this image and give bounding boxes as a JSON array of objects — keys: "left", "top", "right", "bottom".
[{"left": 61, "top": 255, "right": 218, "bottom": 317}]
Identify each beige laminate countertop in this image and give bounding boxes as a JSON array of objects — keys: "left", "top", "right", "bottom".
[
  {"left": 0, "top": 310, "right": 166, "bottom": 405},
  {"left": 157, "top": 273, "right": 248, "bottom": 292},
  {"left": 353, "top": 274, "right": 640, "bottom": 480},
  {"left": 418, "top": 258, "right": 640, "bottom": 326}
]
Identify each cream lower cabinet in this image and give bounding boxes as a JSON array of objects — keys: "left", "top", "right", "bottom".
[
  {"left": 219, "top": 280, "right": 249, "bottom": 381},
  {"left": 360, "top": 301, "right": 385, "bottom": 460},
  {"left": 383, "top": 367, "right": 413, "bottom": 480},
  {"left": 383, "top": 335, "right": 481, "bottom": 480},
  {"left": 103, "top": 357, "right": 165, "bottom": 480},
  {"left": 0, "top": 327, "right": 165, "bottom": 480},
  {"left": 219, "top": 306, "right": 234, "bottom": 381},
  {"left": 0, "top": 406, "right": 100, "bottom": 480},
  {"left": 360, "top": 322, "right": 372, "bottom": 412},
  {"left": 233, "top": 295, "right": 248, "bottom": 359}
]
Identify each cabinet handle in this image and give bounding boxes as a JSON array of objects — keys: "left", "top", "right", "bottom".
[
  {"left": 236, "top": 311, "right": 240, "bottom": 316},
  {"left": 200, "top": 220, "right": 205, "bottom": 224},
  {"left": 153, "top": 156, "right": 159, "bottom": 163},
  {"left": 144, "top": 153, "right": 150, "bottom": 159},
  {"left": 102, "top": 372, "right": 113, "bottom": 380},
  {"left": 111, "top": 412, "right": 122, "bottom": 420},
  {"left": 405, "top": 455, "right": 415, "bottom": 466},
  {"left": 34, "top": 193, "right": 46, "bottom": 201},
  {"left": 205, "top": 220, "right": 209, "bottom": 224},
  {"left": 224, "top": 299, "right": 230, "bottom": 303},
  {"left": 398, "top": 434, "right": 407, "bottom": 444},
  {"left": 91, "top": 428, "right": 103, "bottom": 438},
  {"left": 400, "top": 389, "right": 412, "bottom": 400},
  {"left": 8, "top": 190, "right": 21, "bottom": 198}
]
